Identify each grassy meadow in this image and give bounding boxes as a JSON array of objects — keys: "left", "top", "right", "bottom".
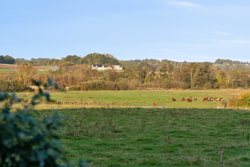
[
  {"left": 34, "top": 108, "right": 250, "bottom": 167},
  {"left": 0, "top": 63, "right": 50, "bottom": 74},
  {"left": 14, "top": 89, "right": 250, "bottom": 166},
  {"left": 19, "top": 89, "right": 249, "bottom": 109}
]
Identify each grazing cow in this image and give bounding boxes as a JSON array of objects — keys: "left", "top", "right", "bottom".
[
  {"left": 186, "top": 98, "right": 193, "bottom": 102},
  {"left": 181, "top": 97, "right": 197, "bottom": 102},
  {"left": 219, "top": 98, "right": 224, "bottom": 101},
  {"left": 208, "top": 97, "right": 214, "bottom": 101},
  {"left": 203, "top": 97, "right": 208, "bottom": 101},
  {"left": 189, "top": 97, "right": 197, "bottom": 101},
  {"left": 203, "top": 97, "right": 224, "bottom": 102},
  {"left": 214, "top": 97, "right": 224, "bottom": 102}
]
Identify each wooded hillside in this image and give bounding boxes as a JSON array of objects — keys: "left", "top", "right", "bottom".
[{"left": 0, "top": 53, "right": 249, "bottom": 91}]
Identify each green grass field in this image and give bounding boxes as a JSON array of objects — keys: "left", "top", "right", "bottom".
[
  {"left": 0, "top": 64, "right": 50, "bottom": 74},
  {"left": 16, "top": 89, "right": 250, "bottom": 166},
  {"left": 0, "top": 68, "right": 14, "bottom": 72},
  {"left": 35, "top": 108, "right": 250, "bottom": 167},
  {"left": 20, "top": 89, "right": 249, "bottom": 109}
]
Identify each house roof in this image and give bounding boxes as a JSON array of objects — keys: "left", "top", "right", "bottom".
[{"left": 92, "top": 64, "right": 103, "bottom": 67}]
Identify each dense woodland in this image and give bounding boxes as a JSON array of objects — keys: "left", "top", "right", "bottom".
[{"left": 0, "top": 53, "right": 250, "bottom": 91}]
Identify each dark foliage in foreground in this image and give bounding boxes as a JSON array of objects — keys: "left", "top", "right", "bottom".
[{"left": 0, "top": 79, "right": 87, "bottom": 167}]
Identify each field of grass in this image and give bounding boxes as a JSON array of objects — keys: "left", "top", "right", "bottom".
[
  {"left": 0, "top": 64, "right": 18, "bottom": 73},
  {"left": 15, "top": 89, "right": 250, "bottom": 166},
  {"left": 34, "top": 108, "right": 250, "bottom": 167},
  {"left": 20, "top": 89, "right": 250, "bottom": 109},
  {"left": 0, "top": 63, "right": 50, "bottom": 73},
  {"left": 0, "top": 68, "right": 15, "bottom": 72}
]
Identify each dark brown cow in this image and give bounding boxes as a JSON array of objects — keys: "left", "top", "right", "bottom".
[
  {"left": 172, "top": 98, "right": 177, "bottom": 102},
  {"left": 186, "top": 98, "right": 193, "bottom": 102}
]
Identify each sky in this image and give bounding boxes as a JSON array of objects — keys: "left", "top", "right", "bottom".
[{"left": 0, "top": 0, "right": 250, "bottom": 62}]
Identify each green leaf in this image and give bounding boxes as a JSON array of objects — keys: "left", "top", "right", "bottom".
[{"left": 0, "top": 92, "right": 8, "bottom": 101}]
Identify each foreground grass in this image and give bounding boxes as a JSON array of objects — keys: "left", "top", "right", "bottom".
[
  {"left": 34, "top": 108, "right": 250, "bottom": 167},
  {"left": 20, "top": 89, "right": 249, "bottom": 109}
]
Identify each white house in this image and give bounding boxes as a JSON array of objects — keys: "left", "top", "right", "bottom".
[
  {"left": 91, "top": 64, "right": 112, "bottom": 71},
  {"left": 91, "top": 64, "right": 123, "bottom": 71},
  {"left": 113, "top": 65, "right": 123, "bottom": 71}
]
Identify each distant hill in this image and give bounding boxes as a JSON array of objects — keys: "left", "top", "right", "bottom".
[{"left": 82, "top": 53, "right": 120, "bottom": 65}]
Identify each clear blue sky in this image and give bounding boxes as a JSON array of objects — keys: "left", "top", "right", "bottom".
[{"left": 1, "top": 0, "right": 250, "bottom": 62}]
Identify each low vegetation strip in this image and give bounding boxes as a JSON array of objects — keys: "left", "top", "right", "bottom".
[
  {"left": 230, "top": 93, "right": 250, "bottom": 108},
  {"left": 34, "top": 108, "right": 250, "bottom": 167},
  {"left": 18, "top": 89, "right": 249, "bottom": 109}
]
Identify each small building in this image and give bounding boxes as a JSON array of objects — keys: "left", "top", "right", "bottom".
[
  {"left": 91, "top": 64, "right": 112, "bottom": 71},
  {"left": 91, "top": 64, "right": 123, "bottom": 71},
  {"left": 113, "top": 65, "right": 123, "bottom": 71}
]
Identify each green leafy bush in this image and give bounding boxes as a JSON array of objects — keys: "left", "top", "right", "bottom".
[{"left": 0, "top": 79, "right": 87, "bottom": 167}]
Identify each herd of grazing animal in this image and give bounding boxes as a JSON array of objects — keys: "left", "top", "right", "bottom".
[
  {"left": 172, "top": 97, "right": 224, "bottom": 102},
  {"left": 203, "top": 97, "right": 224, "bottom": 102}
]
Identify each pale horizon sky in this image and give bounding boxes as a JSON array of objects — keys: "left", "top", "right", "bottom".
[{"left": 1, "top": 0, "right": 250, "bottom": 62}]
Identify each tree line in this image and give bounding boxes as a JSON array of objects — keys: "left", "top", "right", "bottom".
[
  {"left": 0, "top": 55, "right": 16, "bottom": 64},
  {"left": 0, "top": 53, "right": 249, "bottom": 91},
  {"left": 15, "top": 53, "right": 120, "bottom": 66}
]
